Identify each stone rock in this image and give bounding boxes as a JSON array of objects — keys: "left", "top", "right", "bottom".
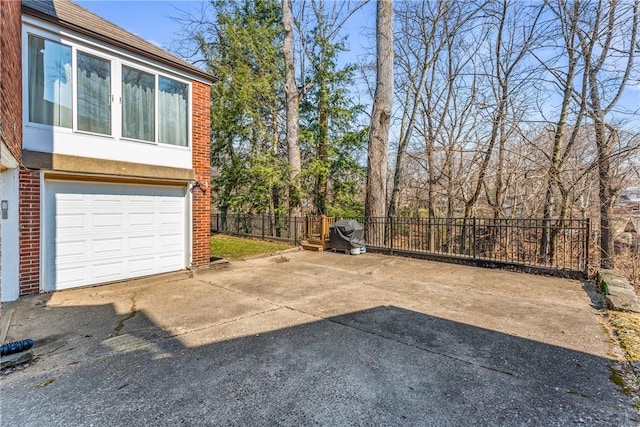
[{"left": 0, "top": 350, "right": 34, "bottom": 369}]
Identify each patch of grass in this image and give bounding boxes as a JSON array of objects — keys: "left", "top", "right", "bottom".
[
  {"left": 609, "top": 312, "right": 640, "bottom": 362},
  {"left": 609, "top": 366, "right": 630, "bottom": 393},
  {"left": 210, "top": 234, "right": 292, "bottom": 260},
  {"left": 35, "top": 378, "right": 55, "bottom": 389}
]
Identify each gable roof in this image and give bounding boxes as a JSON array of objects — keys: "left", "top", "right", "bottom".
[{"left": 22, "top": 0, "right": 214, "bottom": 83}]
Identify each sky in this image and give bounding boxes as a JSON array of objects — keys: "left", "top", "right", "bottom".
[
  {"left": 75, "top": 0, "right": 375, "bottom": 64},
  {"left": 75, "top": 1, "right": 202, "bottom": 50}
]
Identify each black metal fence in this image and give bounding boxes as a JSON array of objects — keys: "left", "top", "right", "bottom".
[
  {"left": 212, "top": 213, "right": 590, "bottom": 278},
  {"left": 212, "top": 213, "right": 305, "bottom": 244}
]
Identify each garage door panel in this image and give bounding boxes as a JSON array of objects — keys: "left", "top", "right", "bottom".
[
  {"left": 129, "top": 201, "right": 155, "bottom": 208},
  {"left": 128, "top": 257, "right": 157, "bottom": 274},
  {"left": 159, "top": 212, "right": 183, "bottom": 225},
  {"left": 56, "top": 239, "right": 86, "bottom": 258},
  {"left": 129, "top": 212, "right": 155, "bottom": 227},
  {"left": 160, "top": 202, "right": 183, "bottom": 209},
  {"left": 92, "top": 213, "right": 124, "bottom": 228},
  {"left": 93, "top": 237, "right": 123, "bottom": 255},
  {"left": 129, "top": 235, "right": 155, "bottom": 250},
  {"left": 57, "top": 213, "right": 87, "bottom": 231},
  {"left": 159, "top": 234, "right": 183, "bottom": 249},
  {"left": 93, "top": 261, "right": 125, "bottom": 281},
  {"left": 92, "top": 192, "right": 122, "bottom": 200},
  {"left": 45, "top": 180, "right": 187, "bottom": 291},
  {"left": 158, "top": 253, "right": 184, "bottom": 268},
  {"left": 56, "top": 192, "right": 85, "bottom": 202},
  {"left": 56, "top": 265, "right": 89, "bottom": 288}
]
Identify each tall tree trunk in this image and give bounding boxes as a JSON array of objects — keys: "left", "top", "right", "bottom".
[
  {"left": 577, "top": 0, "right": 638, "bottom": 269},
  {"left": 366, "top": 0, "right": 393, "bottom": 236},
  {"left": 426, "top": 132, "right": 436, "bottom": 252},
  {"left": 591, "top": 80, "right": 615, "bottom": 269},
  {"left": 283, "top": 0, "right": 302, "bottom": 218},
  {"left": 493, "top": 124, "right": 507, "bottom": 219},
  {"left": 315, "top": 83, "right": 329, "bottom": 214}
]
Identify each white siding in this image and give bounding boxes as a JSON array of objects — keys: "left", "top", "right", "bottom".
[{"left": 1, "top": 168, "right": 20, "bottom": 301}]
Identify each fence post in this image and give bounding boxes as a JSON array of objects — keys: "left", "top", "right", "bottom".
[
  {"left": 390, "top": 217, "right": 394, "bottom": 255},
  {"left": 294, "top": 217, "right": 298, "bottom": 245},
  {"left": 429, "top": 217, "right": 434, "bottom": 252},
  {"left": 305, "top": 215, "right": 309, "bottom": 239},
  {"left": 585, "top": 218, "right": 590, "bottom": 276},
  {"left": 459, "top": 218, "right": 465, "bottom": 255},
  {"left": 262, "top": 214, "right": 265, "bottom": 239},
  {"left": 472, "top": 217, "right": 477, "bottom": 260}
]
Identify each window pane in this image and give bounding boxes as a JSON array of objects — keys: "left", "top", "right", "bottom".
[
  {"left": 28, "top": 35, "right": 72, "bottom": 127},
  {"left": 77, "top": 52, "right": 111, "bottom": 135},
  {"left": 158, "top": 76, "right": 188, "bottom": 147},
  {"left": 122, "top": 65, "right": 155, "bottom": 141}
]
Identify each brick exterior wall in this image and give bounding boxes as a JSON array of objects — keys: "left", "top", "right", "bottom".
[
  {"left": 19, "top": 170, "right": 41, "bottom": 296},
  {"left": 191, "top": 80, "right": 211, "bottom": 267},
  {"left": 0, "top": 0, "right": 23, "bottom": 161}
]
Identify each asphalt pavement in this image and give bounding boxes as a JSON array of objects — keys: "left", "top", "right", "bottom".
[{"left": 1, "top": 251, "right": 637, "bottom": 426}]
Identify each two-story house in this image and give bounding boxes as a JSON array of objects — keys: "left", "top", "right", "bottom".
[{"left": 1, "top": 0, "right": 213, "bottom": 301}]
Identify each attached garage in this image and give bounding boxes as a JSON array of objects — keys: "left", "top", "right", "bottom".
[{"left": 43, "top": 179, "right": 188, "bottom": 291}]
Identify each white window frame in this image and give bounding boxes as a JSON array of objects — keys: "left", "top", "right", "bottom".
[
  {"left": 73, "top": 47, "right": 115, "bottom": 138},
  {"left": 157, "top": 74, "right": 191, "bottom": 148},
  {"left": 23, "top": 32, "right": 74, "bottom": 134},
  {"left": 23, "top": 24, "right": 192, "bottom": 150},
  {"left": 119, "top": 60, "right": 192, "bottom": 149}
]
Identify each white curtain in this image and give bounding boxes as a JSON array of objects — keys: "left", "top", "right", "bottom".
[
  {"left": 77, "top": 52, "right": 110, "bottom": 135},
  {"left": 159, "top": 77, "right": 188, "bottom": 147},
  {"left": 122, "top": 66, "right": 155, "bottom": 142}
]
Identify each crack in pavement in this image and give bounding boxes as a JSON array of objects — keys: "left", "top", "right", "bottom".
[
  {"left": 32, "top": 277, "right": 516, "bottom": 381},
  {"left": 112, "top": 294, "right": 137, "bottom": 337}
]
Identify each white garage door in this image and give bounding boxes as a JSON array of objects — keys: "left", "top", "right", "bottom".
[{"left": 44, "top": 180, "right": 187, "bottom": 291}]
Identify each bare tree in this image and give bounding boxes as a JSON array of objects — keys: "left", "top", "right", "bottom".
[
  {"left": 283, "top": 0, "right": 303, "bottom": 217},
  {"left": 366, "top": 0, "right": 394, "bottom": 225},
  {"left": 462, "top": 0, "right": 542, "bottom": 221},
  {"left": 388, "top": 1, "right": 443, "bottom": 218},
  {"left": 574, "top": 0, "right": 639, "bottom": 268},
  {"left": 389, "top": 1, "right": 480, "bottom": 218}
]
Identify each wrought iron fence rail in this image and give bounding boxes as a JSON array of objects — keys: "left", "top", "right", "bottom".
[{"left": 212, "top": 213, "right": 590, "bottom": 278}]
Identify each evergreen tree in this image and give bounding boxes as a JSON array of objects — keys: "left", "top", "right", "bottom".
[
  {"left": 200, "top": 0, "right": 287, "bottom": 215},
  {"left": 299, "top": 1, "right": 367, "bottom": 217}
]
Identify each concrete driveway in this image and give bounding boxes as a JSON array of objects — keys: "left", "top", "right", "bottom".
[{"left": 1, "top": 251, "right": 637, "bottom": 426}]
